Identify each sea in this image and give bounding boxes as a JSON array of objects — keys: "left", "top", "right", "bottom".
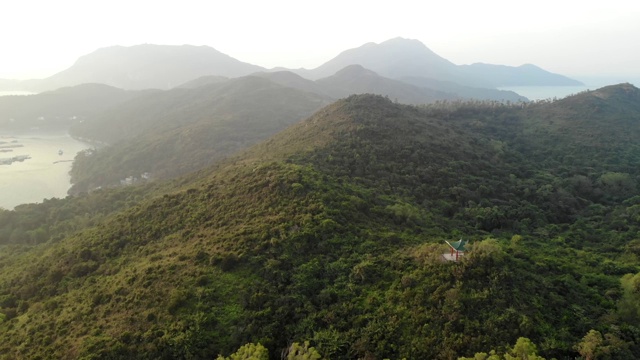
[
  {"left": 0, "top": 132, "right": 90, "bottom": 210},
  {"left": 500, "top": 77, "right": 640, "bottom": 101}
]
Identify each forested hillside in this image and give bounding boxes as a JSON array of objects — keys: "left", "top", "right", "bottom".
[
  {"left": 1, "top": 86, "right": 639, "bottom": 359},
  {"left": 67, "top": 76, "right": 331, "bottom": 194}
]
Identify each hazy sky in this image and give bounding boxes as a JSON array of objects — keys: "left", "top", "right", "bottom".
[{"left": 1, "top": 0, "right": 639, "bottom": 81}]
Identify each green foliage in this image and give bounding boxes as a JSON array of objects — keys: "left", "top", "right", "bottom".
[
  {"left": 459, "top": 337, "right": 545, "bottom": 360},
  {"left": 617, "top": 272, "right": 640, "bottom": 323},
  {"left": 0, "top": 184, "right": 154, "bottom": 245},
  {"left": 505, "top": 337, "right": 545, "bottom": 360},
  {"left": 598, "top": 172, "right": 636, "bottom": 202},
  {"left": 218, "top": 343, "right": 269, "bottom": 360},
  {"left": 286, "top": 341, "right": 322, "bottom": 360},
  {"left": 576, "top": 330, "right": 603, "bottom": 360}
]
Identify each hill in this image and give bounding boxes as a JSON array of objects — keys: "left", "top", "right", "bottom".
[
  {"left": 1, "top": 86, "right": 639, "bottom": 359},
  {"left": 315, "top": 65, "right": 459, "bottom": 104},
  {"left": 298, "top": 38, "right": 462, "bottom": 82},
  {"left": 400, "top": 76, "right": 528, "bottom": 102},
  {"left": 0, "top": 84, "right": 146, "bottom": 131},
  {"left": 175, "top": 75, "right": 229, "bottom": 89},
  {"left": 250, "top": 71, "right": 331, "bottom": 97},
  {"left": 460, "top": 63, "right": 584, "bottom": 87},
  {"left": 250, "top": 67, "right": 526, "bottom": 104},
  {"left": 68, "top": 76, "right": 331, "bottom": 193},
  {"left": 295, "top": 37, "right": 583, "bottom": 88},
  {"left": 17, "top": 45, "right": 265, "bottom": 92}
]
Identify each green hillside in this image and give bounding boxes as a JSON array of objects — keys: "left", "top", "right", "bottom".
[
  {"left": 1, "top": 87, "right": 640, "bottom": 359},
  {"left": 68, "top": 76, "right": 331, "bottom": 194}
]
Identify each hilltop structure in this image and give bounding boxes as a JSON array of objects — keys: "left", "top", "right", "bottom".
[{"left": 444, "top": 239, "right": 469, "bottom": 261}]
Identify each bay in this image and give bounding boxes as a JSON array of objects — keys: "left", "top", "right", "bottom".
[
  {"left": 0, "top": 132, "right": 90, "bottom": 209},
  {"left": 500, "top": 77, "right": 640, "bottom": 101}
]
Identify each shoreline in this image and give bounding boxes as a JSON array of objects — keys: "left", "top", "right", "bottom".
[{"left": 0, "top": 131, "right": 91, "bottom": 210}]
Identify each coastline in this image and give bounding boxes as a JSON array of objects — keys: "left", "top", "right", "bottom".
[{"left": 0, "top": 131, "right": 91, "bottom": 210}]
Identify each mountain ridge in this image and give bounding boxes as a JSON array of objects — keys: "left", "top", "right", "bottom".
[
  {"left": 315, "top": 64, "right": 460, "bottom": 104},
  {"left": 1, "top": 38, "right": 582, "bottom": 95},
  {"left": 286, "top": 37, "right": 583, "bottom": 88}
]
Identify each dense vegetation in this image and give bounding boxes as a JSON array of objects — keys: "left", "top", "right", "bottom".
[
  {"left": 1, "top": 86, "right": 640, "bottom": 359},
  {"left": 68, "top": 76, "right": 330, "bottom": 194}
]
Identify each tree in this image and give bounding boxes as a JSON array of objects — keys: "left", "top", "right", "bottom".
[
  {"left": 576, "top": 330, "right": 603, "bottom": 360},
  {"left": 597, "top": 172, "right": 636, "bottom": 201},
  {"left": 617, "top": 273, "right": 640, "bottom": 324},
  {"left": 459, "top": 338, "right": 544, "bottom": 360},
  {"left": 504, "top": 337, "right": 545, "bottom": 360},
  {"left": 285, "top": 341, "right": 323, "bottom": 360},
  {"left": 217, "top": 343, "right": 269, "bottom": 360}
]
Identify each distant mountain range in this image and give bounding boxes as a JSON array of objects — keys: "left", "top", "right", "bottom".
[
  {"left": 287, "top": 38, "right": 583, "bottom": 87},
  {"left": 2, "top": 38, "right": 581, "bottom": 101}
]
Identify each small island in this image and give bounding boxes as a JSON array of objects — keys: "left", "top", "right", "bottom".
[{"left": 0, "top": 154, "right": 31, "bottom": 165}]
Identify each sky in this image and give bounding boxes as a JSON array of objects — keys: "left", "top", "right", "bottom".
[{"left": 1, "top": 0, "right": 639, "bottom": 82}]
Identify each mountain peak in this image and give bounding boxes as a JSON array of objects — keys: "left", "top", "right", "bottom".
[
  {"left": 544, "top": 83, "right": 640, "bottom": 117},
  {"left": 575, "top": 83, "right": 639, "bottom": 103},
  {"left": 332, "top": 64, "right": 379, "bottom": 77},
  {"left": 32, "top": 44, "right": 265, "bottom": 91},
  {"left": 596, "top": 82, "right": 639, "bottom": 95},
  {"left": 380, "top": 37, "right": 428, "bottom": 48},
  {"left": 306, "top": 38, "right": 455, "bottom": 81}
]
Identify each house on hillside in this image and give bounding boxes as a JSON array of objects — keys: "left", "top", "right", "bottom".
[{"left": 443, "top": 239, "right": 469, "bottom": 262}]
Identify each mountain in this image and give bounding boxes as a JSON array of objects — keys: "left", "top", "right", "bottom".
[
  {"left": 251, "top": 67, "right": 527, "bottom": 104},
  {"left": 315, "top": 64, "right": 459, "bottom": 104},
  {"left": 2, "top": 39, "right": 580, "bottom": 100},
  {"left": 0, "top": 83, "right": 146, "bottom": 131},
  {"left": 295, "top": 37, "right": 583, "bottom": 88},
  {"left": 298, "top": 37, "right": 463, "bottom": 82},
  {"left": 460, "top": 63, "right": 584, "bottom": 87},
  {"left": 250, "top": 71, "right": 331, "bottom": 97},
  {"left": 175, "top": 75, "right": 229, "bottom": 89},
  {"left": 399, "top": 76, "right": 528, "bottom": 102},
  {"left": 1, "top": 85, "right": 640, "bottom": 359},
  {"left": 67, "top": 76, "right": 331, "bottom": 193},
  {"left": 19, "top": 44, "right": 265, "bottom": 92}
]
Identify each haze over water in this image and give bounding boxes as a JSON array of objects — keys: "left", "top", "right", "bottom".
[
  {"left": 0, "top": 132, "right": 89, "bottom": 209},
  {"left": 500, "top": 77, "right": 640, "bottom": 101}
]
